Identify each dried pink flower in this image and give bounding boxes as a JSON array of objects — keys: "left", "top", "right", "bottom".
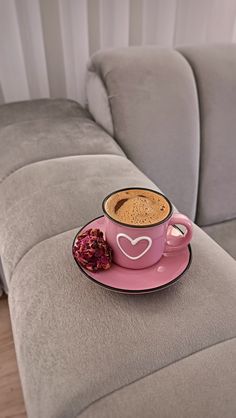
[{"left": 73, "top": 228, "right": 113, "bottom": 272}]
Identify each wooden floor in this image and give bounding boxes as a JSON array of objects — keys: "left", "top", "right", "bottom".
[{"left": 0, "top": 295, "right": 26, "bottom": 418}]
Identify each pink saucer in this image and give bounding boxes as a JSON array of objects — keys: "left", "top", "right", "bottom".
[{"left": 72, "top": 216, "right": 192, "bottom": 294}]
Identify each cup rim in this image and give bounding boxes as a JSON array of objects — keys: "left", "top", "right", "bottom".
[{"left": 102, "top": 187, "right": 173, "bottom": 229}]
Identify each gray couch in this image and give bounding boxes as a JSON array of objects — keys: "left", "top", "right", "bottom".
[{"left": 0, "top": 45, "right": 235, "bottom": 417}]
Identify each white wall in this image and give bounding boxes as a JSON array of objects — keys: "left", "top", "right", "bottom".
[{"left": 0, "top": 0, "right": 236, "bottom": 105}]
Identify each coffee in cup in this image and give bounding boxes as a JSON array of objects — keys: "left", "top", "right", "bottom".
[
  {"left": 102, "top": 187, "right": 193, "bottom": 269},
  {"left": 104, "top": 188, "right": 171, "bottom": 226}
]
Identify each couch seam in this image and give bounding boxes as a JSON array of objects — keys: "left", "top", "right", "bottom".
[
  {"left": 0, "top": 114, "right": 87, "bottom": 130},
  {"left": 9, "top": 225, "right": 81, "bottom": 288},
  {"left": 174, "top": 49, "right": 201, "bottom": 223},
  {"left": 176, "top": 49, "right": 203, "bottom": 225},
  {"left": 76, "top": 335, "right": 236, "bottom": 417},
  {"left": 0, "top": 153, "right": 126, "bottom": 187},
  {"left": 201, "top": 216, "right": 236, "bottom": 228},
  {"left": 87, "top": 67, "right": 116, "bottom": 139},
  {"left": 86, "top": 70, "right": 115, "bottom": 137}
]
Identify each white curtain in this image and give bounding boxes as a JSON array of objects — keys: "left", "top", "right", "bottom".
[{"left": 1, "top": 0, "right": 236, "bottom": 106}]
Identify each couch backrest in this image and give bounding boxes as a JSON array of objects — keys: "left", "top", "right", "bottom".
[
  {"left": 87, "top": 45, "right": 236, "bottom": 225},
  {"left": 179, "top": 45, "right": 236, "bottom": 226}
]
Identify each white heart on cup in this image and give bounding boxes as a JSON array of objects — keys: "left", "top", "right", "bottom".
[{"left": 116, "top": 233, "right": 152, "bottom": 260}]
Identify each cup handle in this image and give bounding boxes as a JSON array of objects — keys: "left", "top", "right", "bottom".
[{"left": 165, "top": 213, "right": 193, "bottom": 252}]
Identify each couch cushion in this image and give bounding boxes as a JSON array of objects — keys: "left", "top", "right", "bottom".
[
  {"left": 203, "top": 219, "right": 236, "bottom": 259},
  {"left": 9, "top": 224, "right": 236, "bottom": 418},
  {"left": 88, "top": 47, "right": 200, "bottom": 220},
  {"left": 179, "top": 45, "right": 236, "bottom": 226},
  {"left": 0, "top": 99, "right": 124, "bottom": 184},
  {"left": 0, "top": 98, "right": 83, "bottom": 126},
  {"left": 79, "top": 338, "right": 236, "bottom": 418},
  {"left": 0, "top": 154, "right": 157, "bottom": 288}
]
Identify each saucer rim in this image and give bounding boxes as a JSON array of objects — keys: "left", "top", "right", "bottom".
[{"left": 72, "top": 215, "right": 192, "bottom": 294}]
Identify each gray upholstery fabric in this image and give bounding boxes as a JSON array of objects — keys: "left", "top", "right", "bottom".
[
  {"left": 179, "top": 45, "right": 236, "bottom": 226},
  {"left": 80, "top": 338, "right": 236, "bottom": 418},
  {"left": 0, "top": 98, "right": 85, "bottom": 126},
  {"left": 0, "top": 98, "right": 124, "bottom": 184},
  {"left": 0, "top": 154, "right": 157, "bottom": 288},
  {"left": 0, "top": 98, "right": 125, "bottom": 292},
  {"left": 86, "top": 71, "right": 114, "bottom": 136},
  {"left": 203, "top": 219, "right": 236, "bottom": 259},
  {"left": 9, "top": 224, "right": 236, "bottom": 418},
  {"left": 88, "top": 47, "right": 200, "bottom": 220},
  {"left": 0, "top": 256, "right": 6, "bottom": 294}
]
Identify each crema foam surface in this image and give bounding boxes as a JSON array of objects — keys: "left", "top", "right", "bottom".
[{"left": 105, "top": 189, "right": 171, "bottom": 226}]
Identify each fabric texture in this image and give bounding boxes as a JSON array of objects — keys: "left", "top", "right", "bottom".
[
  {"left": 0, "top": 154, "right": 157, "bottom": 288},
  {"left": 0, "top": 98, "right": 83, "bottom": 126},
  {"left": 0, "top": 98, "right": 124, "bottom": 293},
  {"left": 88, "top": 46, "right": 200, "bottom": 220},
  {"left": 0, "top": 98, "right": 124, "bottom": 184},
  {"left": 203, "top": 219, "right": 236, "bottom": 259},
  {"left": 86, "top": 71, "right": 114, "bottom": 136},
  {"left": 179, "top": 44, "right": 236, "bottom": 226},
  {"left": 79, "top": 338, "right": 236, "bottom": 418},
  {"left": 9, "top": 224, "right": 236, "bottom": 418}
]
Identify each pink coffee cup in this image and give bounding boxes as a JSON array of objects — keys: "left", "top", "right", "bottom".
[{"left": 102, "top": 187, "right": 193, "bottom": 269}]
